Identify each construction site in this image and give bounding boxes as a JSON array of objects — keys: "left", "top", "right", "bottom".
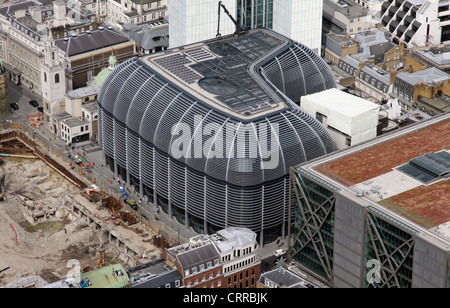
[{"left": 0, "top": 127, "right": 173, "bottom": 288}]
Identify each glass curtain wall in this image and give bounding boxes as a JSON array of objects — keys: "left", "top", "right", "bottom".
[
  {"left": 365, "top": 212, "right": 414, "bottom": 288},
  {"left": 237, "top": 0, "right": 274, "bottom": 29},
  {"left": 291, "top": 172, "right": 336, "bottom": 281}
]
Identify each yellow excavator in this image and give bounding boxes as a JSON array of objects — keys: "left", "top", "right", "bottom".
[{"left": 0, "top": 174, "right": 5, "bottom": 201}]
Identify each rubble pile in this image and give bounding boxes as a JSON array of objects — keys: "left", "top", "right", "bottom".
[{"left": 0, "top": 158, "right": 101, "bottom": 286}]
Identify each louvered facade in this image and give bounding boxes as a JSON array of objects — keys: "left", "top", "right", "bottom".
[{"left": 97, "top": 29, "right": 337, "bottom": 244}]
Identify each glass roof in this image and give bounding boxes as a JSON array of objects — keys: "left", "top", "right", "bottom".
[{"left": 398, "top": 151, "right": 450, "bottom": 184}]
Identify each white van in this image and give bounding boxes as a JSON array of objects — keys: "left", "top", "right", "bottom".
[{"left": 274, "top": 249, "right": 286, "bottom": 257}]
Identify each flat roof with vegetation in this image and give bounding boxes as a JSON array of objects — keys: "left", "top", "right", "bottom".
[{"left": 312, "top": 115, "right": 450, "bottom": 229}]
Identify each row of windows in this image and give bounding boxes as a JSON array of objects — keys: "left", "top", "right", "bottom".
[
  {"left": 186, "top": 271, "right": 222, "bottom": 287},
  {"left": 359, "top": 72, "right": 389, "bottom": 93},
  {"left": 9, "top": 42, "right": 39, "bottom": 66},
  {"left": 108, "top": 0, "right": 165, "bottom": 24},
  {"left": 224, "top": 256, "right": 258, "bottom": 274},
  {"left": 200, "top": 281, "right": 222, "bottom": 288},
  {"left": 227, "top": 268, "right": 257, "bottom": 286},
  {"left": 123, "top": 0, "right": 164, "bottom": 10},
  {"left": 43, "top": 72, "right": 60, "bottom": 84},
  {"left": 9, "top": 18, "right": 41, "bottom": 41},
  {"left": 229, "top": 278, "right": 255, "bottom": 288},
  {"left": 184, "top": 259, "right": 219, "bottom": 277},
  {"left": 338, "top": 61, "right": 357, "bottom": 76},
  {"left": 163, "top": 280, "right": 181, "bottom": 288},
  {"left": 393, "top": 87, "right": 412, "bottom": 102},
  {"left": 221, "top": 244, "right": 257, "bottom": 262},
  {"left": 62, "top": 132, "right": 70, "bottom": 140}
]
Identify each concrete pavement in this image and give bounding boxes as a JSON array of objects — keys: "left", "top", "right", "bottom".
[{"left": 0, "top": 79, "right": 44, "bottom": 124}]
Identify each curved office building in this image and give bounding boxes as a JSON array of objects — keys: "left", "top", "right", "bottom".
[{"left": 97, "top": 29, "right": 337, "bottom": 243}]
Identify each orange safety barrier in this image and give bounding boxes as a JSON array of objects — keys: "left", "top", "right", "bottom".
[
  {"left": 10, "top": 223, "right": 18, "bottom": 245},
  {"left": 27, "top": 113, "right": 44, "bottom": 128},
  {"left": 77, "top": 152, "right": 93, "bottom": 169}
]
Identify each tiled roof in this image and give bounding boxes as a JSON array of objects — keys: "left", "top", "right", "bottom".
[
  {"left": 176, "top": 243, "right": 220, "bottom": 270},
  {"left": 55, "top": 28, "right": 130, "bottom": 57}
]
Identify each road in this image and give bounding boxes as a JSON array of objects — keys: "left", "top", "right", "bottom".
[{"left": 0, "top": 79, "right": 43, "bottom": 123}]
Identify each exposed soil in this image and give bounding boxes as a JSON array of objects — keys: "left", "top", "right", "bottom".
[{"left": 0, "top": 158, "right": 104, "bottom": 286}]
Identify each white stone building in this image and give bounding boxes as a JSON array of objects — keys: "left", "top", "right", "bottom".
[
  {"left": 301, "top": 88, "right": 380, "bottom": 149},
  {"left": 380, "top": 0, "right": 450, "bottom": 48},
  {"left": 104, "top": 0, "right": 168, "bottom": 30}
]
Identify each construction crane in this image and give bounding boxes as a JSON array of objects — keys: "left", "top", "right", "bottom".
[
  {"left": 0, "top": 174, "right": 5, "bottom": 201},
  {"left": 216, "top": 0, "right": 247, "bottom": 38}
]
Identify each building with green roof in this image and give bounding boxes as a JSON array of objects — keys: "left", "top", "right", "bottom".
[
  {"left": 79, "top": 264, "right": 130, "bottom": 288},
  {"left": 95, "top": 55, "right": 117, "bottom": 88}
]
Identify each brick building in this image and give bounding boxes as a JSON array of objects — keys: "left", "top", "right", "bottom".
[{"left": 163, "top": 227, "right": 261, "bottom": 288}]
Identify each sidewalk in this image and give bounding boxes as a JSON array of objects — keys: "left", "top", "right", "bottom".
[{"left": 32, "top": 124, "right": 67, "bottom": 153}]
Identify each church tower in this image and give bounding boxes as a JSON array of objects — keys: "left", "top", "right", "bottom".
[{"left": 40, "top": 33, "right": 66, "bottom": 134}]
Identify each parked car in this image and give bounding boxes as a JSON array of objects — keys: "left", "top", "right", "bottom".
[
  {"left": 29, "top": 100, "right": 39, "bottom": 107},
  {"left": 37, "top": 107, "right": 44, "bottom": 113},
  {"left": 10, "top": 103, "right": 19, "bottom": 110}
]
